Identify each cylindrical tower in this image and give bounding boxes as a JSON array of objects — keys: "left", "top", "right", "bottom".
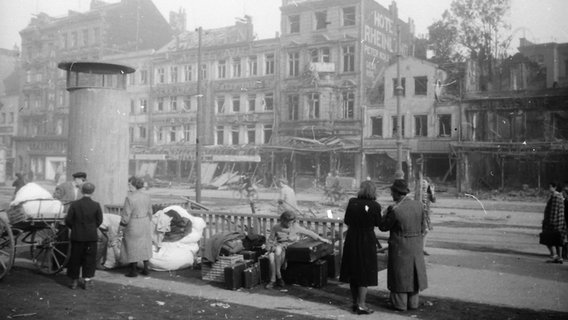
[{"left": 58, "top": 62, "right": 135, "bottom": 209}]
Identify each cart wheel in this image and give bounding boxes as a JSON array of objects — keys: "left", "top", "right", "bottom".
[
  {"left": 31, "top": 223, "right": 70, "bottom": 275},
  {"left": 0, "top": 217, "right": 15, "bottom": 280}
]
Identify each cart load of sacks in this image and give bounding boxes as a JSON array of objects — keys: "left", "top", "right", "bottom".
[
  {"left": 100, "top": 205, "right": 206, "bottom": 271},
  {"left": 5, "top": 183, "right": 206, "bottom": 271}
]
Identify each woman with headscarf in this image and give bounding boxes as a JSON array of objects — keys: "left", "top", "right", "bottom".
[
  {"left": 339, "top": 180, "right": 382, "bottom": 315},
  {"left": 119, "top": 176, "right": 153, "bottom": 277}
]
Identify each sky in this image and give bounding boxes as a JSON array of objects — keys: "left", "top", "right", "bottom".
[{"left": 1, "top": 0, "right": 568, "bottom": 50}]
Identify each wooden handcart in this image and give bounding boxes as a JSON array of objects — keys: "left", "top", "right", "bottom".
[{"left": 0, "top": 199, "right": 70, "bottom": 280}]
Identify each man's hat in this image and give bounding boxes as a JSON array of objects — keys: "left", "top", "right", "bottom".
[
  {"left": 390, "top": 179, "right": 409, "bottom": 195},
  {"left": 72, "top": 172, "right": 87, "bottom": 179}
]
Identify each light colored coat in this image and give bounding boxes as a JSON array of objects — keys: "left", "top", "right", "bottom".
[{"left": 120, "top": 190, "right": 153, "bottom": 263}]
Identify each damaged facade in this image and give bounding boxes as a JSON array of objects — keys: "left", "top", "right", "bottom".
[
  {"left": 10, "top": 0, "right": 568, "bottom": 192},
  {"left": 456, "top": 39, "right": 568, "bottom": 192}
]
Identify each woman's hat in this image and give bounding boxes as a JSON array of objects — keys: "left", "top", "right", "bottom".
[{"left": 390, "top": 179, "right": 409, "bottom": 195}]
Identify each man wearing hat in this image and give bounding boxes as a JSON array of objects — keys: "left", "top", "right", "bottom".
[
  {"left": 54, "top": 172, "right": 87, "bottom": 209},
  {"left": 379, "top": 179, "right": 428, "bottom": 311}
]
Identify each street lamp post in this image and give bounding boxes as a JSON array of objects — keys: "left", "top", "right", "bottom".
[
  {"left": 195, "top": 27, "right": 202, "bottom": 202},
  {"left": 394, "top": 23, "right": 404, "bottom": 180}
]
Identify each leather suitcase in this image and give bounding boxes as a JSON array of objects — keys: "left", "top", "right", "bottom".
[
  {"left": 282, "top": 259, "right": 328, "bottom": 288},
  {"left": 224, "top": 262, "right": 246, "bottom": 290},
  {"left": 324, "top": 252, "right": 340, "bottom": 279},
  {"left": 243, "top": 263, "right": 261, "bottom": 289},
  {"left": 286, "top": 239, "right": 333, "bottom": 263},
  {"left": 259, "top": 255, "right": 270, "bottom": 283}
]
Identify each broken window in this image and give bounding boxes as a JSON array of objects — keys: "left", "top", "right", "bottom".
[
  {"left": 289, "top": 15, "right": 300, "bottom": 33},
  {"left": 216, "top": 126, "right": 224, "bottom": 145},
  {"left": 343, "top": 45, "right": 355, "bottom": 72},
  {"left": 415, "top": 115, "right": 428, "bottom": 137},
  {"left": 216, "top": 96, "right": 225, "bottom": 113},
  {"left": 247, "top": 125, "right": 256, "bottom": 144},
  {"left": 343, "top": 7, "right": 356, "bottom": 26},
  {"left": 342, "top": 92, "right": 355, "bottom": 119},
  {"left": 438, "top": 114, "right": 451, "bottom": 137},
  {"left": 264, "top": 124, "right": 273, "bottom": 143},
  {"left": 231, "top": 126, "right": 239, "bottom": 145},
  {"left": 371, "top": 116, "right": 383, "bottom": 137},
  {"left": 308, "top": 93, "right": 320, "bottom": 119},
  {"left": 288, "top": 94, "right": 299, "bottom": 120},
  {"left": 414, "top": 76, "right": 428, "bottom": 95},
  {"left": 552, "top": 111, "right": 568, "bottom": 140},
  {"left": 315, "top": 11, "right": 328, "bottom": 30},
  {"left": 232, "top": 96, "right": 240, "bottom": 113},
  {"left": 525, "top": 110, "right": 544, "bottom": 140},
  {"left": 263, "top": 93, "right": 274, "bottom": 111}
]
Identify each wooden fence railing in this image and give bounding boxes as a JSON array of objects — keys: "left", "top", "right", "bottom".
[{"left": 104, "top": 201, "right": 346, "bottom": 258}]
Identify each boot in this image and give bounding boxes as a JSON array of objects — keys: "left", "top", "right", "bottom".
[
  {"left": 141, "top": 260, "right": 150, "bottom": 276},
  {"left": 125, "top": 263, "right": 138, "bottom": 277}
]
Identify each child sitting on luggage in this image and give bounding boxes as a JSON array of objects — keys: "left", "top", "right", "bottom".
[{"left": 264, "top": 210, "right": 331, "bottom": 289}]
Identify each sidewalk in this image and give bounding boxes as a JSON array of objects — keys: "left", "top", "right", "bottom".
[{"left": 90, "top": 247, "right": 567, "bottom": 320}]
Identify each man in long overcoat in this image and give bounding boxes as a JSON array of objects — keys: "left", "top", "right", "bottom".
[{"left": 379, "top": 179, "right": 428, "bottom": 311}]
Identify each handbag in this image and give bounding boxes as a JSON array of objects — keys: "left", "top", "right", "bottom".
[{"left": 539, "top": 230, "right": 563, "bottom": 246}]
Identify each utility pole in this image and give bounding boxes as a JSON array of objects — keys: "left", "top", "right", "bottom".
[
  {"left": 394, "top": 23, "right": 404, "bottom": 180},
  {"left": 195, "top": 27, "right": 202, "bottom": 202}
]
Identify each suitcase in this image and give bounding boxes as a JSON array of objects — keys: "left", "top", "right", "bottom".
[
  {"left": 286, "top": 239, "right": 333, "bottom": 263},
  {"left": 282, "top": 259, "right": 328, "bottom": 288},
  {"left": 259, "top": 255, "right": 270, "bottom": 283},
  {"left": 224, "top": 262, "right": 246, "bottom": 290},
  {"left": 243, "top": 263, "right": 261, "bottom": 289},
  {"left": 324, "top": 251, "right": 340, "bottom": 279},
  {"left": 241, "top": 250, "right": 259, "bottom": 262}
]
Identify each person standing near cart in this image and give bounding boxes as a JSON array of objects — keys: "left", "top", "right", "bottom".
[
  {"left": 65, "top": 182, "right": 103, "bottom": 290},
  {"left": 119, "top": 176, "right": 153, "bottom": 277},
  {"left": 54, "top": 172, "right": 87, "bottom": 211}
]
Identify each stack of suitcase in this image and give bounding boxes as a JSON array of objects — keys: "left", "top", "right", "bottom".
[{"left": 281, "top": 238, "right": 334, "bottom": 288}]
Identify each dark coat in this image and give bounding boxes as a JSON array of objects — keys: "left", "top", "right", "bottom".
[
  {"left": 379, "top": 196, "right": 428, "bottom": 293},
  {"left": 339, "top": 198, "right": 381, "bottom": 286},
  {"left": 65, "top": 196, "right": 103, "bottom": 242}
]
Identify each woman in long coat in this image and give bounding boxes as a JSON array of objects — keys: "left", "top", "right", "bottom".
[
  {"left": 339, "top": 180, "right": 381, "bottom": 315},
  {"left": 540, "top": 182, "right": 566, "bottom": 263},
  {"left": 379, "top": 179, "right": 428, "bottom": 311},
  {"left": 120, "top": 176, "right": 153, "bottom": 277}
]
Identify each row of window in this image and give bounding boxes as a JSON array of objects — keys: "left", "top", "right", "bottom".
[
  {"left": 370, "top": 114, "right": 453, "bottom": 138},
  {"left": 287, "top": 6, "right": 356, "bottom": 33},
  {"left": 60, "top": 27, "right": 101, "bottom": 49},
  {"left": 285, "top": 92, "right": 355, "bottom": 121},
  {"left": 129, "top": 93, "right": 275, "bottom": 115},
  {"left": 149, "top": 45, "right": 356, "bottom": 85},
  {"left": 138, "top": 123, "right": 273, "bottom": 146},
  {"left": 392, "top": 77, "right": 429, "bottom": 96}
]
